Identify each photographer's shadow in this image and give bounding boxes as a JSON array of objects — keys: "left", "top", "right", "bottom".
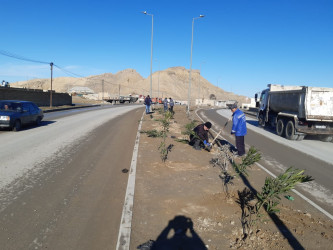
[{"left": 138, "top": 215, "right": 207, "bottom": 250}]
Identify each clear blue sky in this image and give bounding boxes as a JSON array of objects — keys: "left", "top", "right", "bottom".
[{"left": 1, "top": 0, "right": 332, "bottom": 97}]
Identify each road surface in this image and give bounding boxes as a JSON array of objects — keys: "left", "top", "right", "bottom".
[{"left": 0, "top": 105, "right": 143, "bottom": 249}]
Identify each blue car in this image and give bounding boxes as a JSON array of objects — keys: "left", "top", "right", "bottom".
[{"left": 0, "top": 100, "right": 44, "bottom": 131}]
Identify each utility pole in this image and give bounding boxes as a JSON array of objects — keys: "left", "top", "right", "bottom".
[
  {"left": 50, "top": 62, "right": 53, "bottom": 108},
  {"left": 188, "top": 15, "right": 204, "bottom": 114},
  {"left": 198, "top": 71, "right": 200, "bottom": 106},
  {"left": 198, "top": 61, "right": 205, "bottom": 102},
  {"left": 158, "top": 70, "right": 160, "bottom": 103},
  {"left": 142, "top": 11, "right": 154, "bottom": 97},
  {"left": 155, "top": 59, "right": 160, "bottom": 102}
]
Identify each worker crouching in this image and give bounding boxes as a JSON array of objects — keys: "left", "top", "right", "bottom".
[{"left": 189, "top": 122, "right": 212, "bottom": 150}]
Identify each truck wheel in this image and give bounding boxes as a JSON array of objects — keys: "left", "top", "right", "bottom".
[
  {"left": 318, "top": 135, "right": 333, "bottom": 142},
  {"left": 276, "top": 119, "right": 285, "bottom": 137},
  {"left": 258, "top": 114, "right": 265, "bottom": 127},
  {"left": 285, "top": 120, "right": 297, "bottom": 140}
]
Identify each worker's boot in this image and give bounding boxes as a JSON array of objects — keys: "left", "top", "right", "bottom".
[{"left": 193, "top": 140, "right": 201, "bottom": 150}]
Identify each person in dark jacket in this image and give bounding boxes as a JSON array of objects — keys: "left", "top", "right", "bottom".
[
  {"left": 189, "top": 122, "right": 212, "bottom": 150},
  {"left": 144, "top": 95, "right": 152, "bottom": 114},
  {"left": 230, "top": 103, "right": 247, "bottom": 156},
  {"left": 169, "top": 97, "right": 175, "bottom": 114}
]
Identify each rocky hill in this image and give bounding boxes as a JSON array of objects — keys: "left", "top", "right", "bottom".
[{"left": 11, "top": 67, "right": 248, "bottom": 104}]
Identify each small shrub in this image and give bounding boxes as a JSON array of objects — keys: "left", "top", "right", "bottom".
[
  {"left": 182, "top": 120, "right": 197, "bottom": 135},
  {"left": 211, "top": 144, "right": 233, "bottom": 172},
  {"left": 174, "top": 138, "right": 190, "bottom": 144},
  {"left": 232, "top": 146, "right": 261, "bottom": 176},
  {"left": 141, "top": 129, "right": 163, "bottom": 138},
  {"left": 155, "top": 107, "right": 163, "bottom": 114},
  {"left": 256, "top": 167, "right": 313, "bottom": 214},
  {"left": 219, "top": 172, "right": 235, "bottom": 198},
  {"left": 159, "top": 142, "right": 174, "bottom": 162},
  {"left": 158, "top": 111, "right": 173, "bottom": 162},
  {"left": 236, "top": 188, "right": 257, "bottom": 239}
]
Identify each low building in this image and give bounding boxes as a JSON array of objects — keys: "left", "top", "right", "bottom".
[{"left": 241, "top": 98, "right": 256, "bottom": 110}]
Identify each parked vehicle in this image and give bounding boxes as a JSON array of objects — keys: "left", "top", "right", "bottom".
[
  {"left": 104, "top": 95, "right": 138, "bottom": 104},
  {"left": 256, "top": 84, "right": 333, "bottom": 141},
  {"left": 1, "top": 80, "right": 10, "bottom": 87},
  {"left": 0, "top": 100, "right": 44, "bottom": 131}
]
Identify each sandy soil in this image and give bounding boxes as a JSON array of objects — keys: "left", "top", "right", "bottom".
[{"left": 131, "top": 105, "right": 333, "bottom": 250}]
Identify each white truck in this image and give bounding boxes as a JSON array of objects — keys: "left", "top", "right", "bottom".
[
  {"left": 1, "top": 80, "right": 10, "bottom": 87},
  {"left": 256, "top": 84, "right": 333, "bottom": 142}
]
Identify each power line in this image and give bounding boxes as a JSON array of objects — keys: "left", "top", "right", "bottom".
[
  {"left": 0, "top": 49, "right": 152, "bottom": 95},
  {"left": 0, "top": 49, "right": 87, "bottom": 79},
  {"left": 0, "top": 49, "right": 50, "bottom": 65},
  {"left": 54, "top": 64, "right": 85, "bottom": 78}
]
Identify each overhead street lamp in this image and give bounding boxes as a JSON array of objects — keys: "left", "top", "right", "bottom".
[
  {"left": 188, "top": 14, "right": 204, "bottom": 114},
  {"left": 142, "top": 11, "right": 154, "bottom": 97}
]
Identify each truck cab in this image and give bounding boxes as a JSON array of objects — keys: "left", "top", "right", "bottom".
[
  {"left": 258, "top": 89, "right": 269, "bottom": 112},
  {"left": 256, "top": 88, "right": 269, "bottom": 126}
]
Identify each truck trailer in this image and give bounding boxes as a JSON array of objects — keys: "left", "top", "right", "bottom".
[{"left": 256, "top": 84, "right": 333, "bottom": 141}]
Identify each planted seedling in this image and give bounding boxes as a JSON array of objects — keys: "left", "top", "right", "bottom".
[
  {"left": 232, "top": 146, "right": 261, "bottom": 176},
  {"left": 256, "top": 167, "right": 313, "bottom": 214}
]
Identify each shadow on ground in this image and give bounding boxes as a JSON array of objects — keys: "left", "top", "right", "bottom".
[{"left": 137, "top": 215, "right": 207, "bottom": 250}]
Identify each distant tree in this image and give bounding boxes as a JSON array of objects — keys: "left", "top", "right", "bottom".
[{"left": 209, "top": 94, "right": 216, "bottom": 100}]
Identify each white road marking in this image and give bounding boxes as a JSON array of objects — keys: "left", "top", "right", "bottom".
[{"left": 116, "top": 111, "right": 144, "bottom": 250}]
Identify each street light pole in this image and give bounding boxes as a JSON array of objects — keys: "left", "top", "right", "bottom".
[
  {"left": 198, "top": 61, "right": 205, "bottom": 103},
  {"left": 188, "top": 15, "right": 204, "bottom": 114},
  {"left": 142, "top": 11, "right": 154, "bottom": 97},
  {"left": 155, "top": 59, "right": 160, "bottom": 102},
  {"left": 50, "top": 62, "right": 53, "bottom": 108}
]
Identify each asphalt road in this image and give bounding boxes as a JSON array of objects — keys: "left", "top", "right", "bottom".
[
  {"left": 0, "top": 105, "right": 143, "bottom": 249},
  {"left": 198, "top": 108, "right": 333, "bottom": 216}
]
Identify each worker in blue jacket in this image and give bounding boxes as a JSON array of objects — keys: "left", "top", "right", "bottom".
[{"left": 230, "top": 103, "right": 247, "bottom": 156}]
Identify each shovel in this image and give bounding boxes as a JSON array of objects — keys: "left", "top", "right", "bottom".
[{"left": 207, "top": 118, "right": 231, "bottom": 150}]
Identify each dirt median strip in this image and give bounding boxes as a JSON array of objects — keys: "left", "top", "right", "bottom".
[{"left": 130, "top": 105, "right": 333, "bottom": 250}]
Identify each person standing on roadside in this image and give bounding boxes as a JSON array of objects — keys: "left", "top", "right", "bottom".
[
  {"left": 230, "top": 103, "right": 247, "bottom": 156},
  {"left": 144, "top": 95, "right": 152, "bottom": 114},
  {"left": 169, "top": 97, "right": 174, "bottom": 114},
  {"left": 163, "top": 97, "right": 168, "bottom": 112}
]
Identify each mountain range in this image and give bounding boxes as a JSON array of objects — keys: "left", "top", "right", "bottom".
[{"left": 11, "top": 67, "right": 248, "bottom": 104}]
